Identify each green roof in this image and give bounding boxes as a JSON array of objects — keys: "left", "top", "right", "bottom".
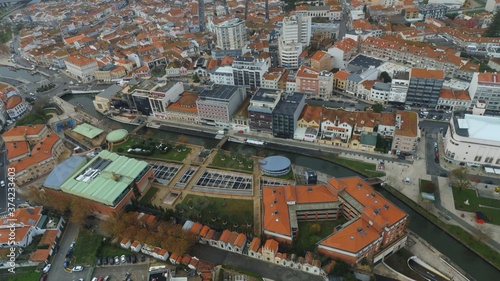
[
  {"left": 106, "top": 129, "right": 129, "bottom": 143},
  {"left": 72, "top": 123, "right": 104, "bottom": 139},
  {"left": 360, "top": 132, "right": 378, "bottom": 146},
  {"left": 60, "top": 150, "right": 149, "bottom": 206}
]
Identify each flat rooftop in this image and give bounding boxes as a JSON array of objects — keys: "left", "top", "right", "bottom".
[
  {"left": 199, "top": 85, "right": 242, "bottom": 101},
  {"left": 60, "top": 150, "right": 149, "bottom": 206},
  {"left": 455, "top": 114, "right": 500, "bottom": 142}
]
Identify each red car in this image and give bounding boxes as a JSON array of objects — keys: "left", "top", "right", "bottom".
[{"left": 470, "top": 177, "right": 481, "bottom": 183}]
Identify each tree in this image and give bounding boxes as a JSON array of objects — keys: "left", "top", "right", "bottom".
[
  {"left": 69, "top": 200, "right": 91, "bottom": 224},
  {"left": 449, "top": 167, "right": 472, "bottom": 190},
  {"left": 177, "top": 135, "right": 188, "bottom": 144},
  {"left": 192, "top": 73, "right": 200, "bottom": 83},
  {"left": 164, "top": 225, "right": 197, "bottom": 255},
  {"left": 379, "top": 71, "right": 392, "bottom": 83},
  {"left": 26, "top": 186, "right": 47, "bottom": 205},
  {"left": 421, "top": 181, "right": 437, "bottom": 194},
  {"left": 330, "top": 260, "right": 350, "bottom": 276},
  {"left": 484, "top": 12, "right": 500, "bottom": 37},
  {"left": 371, "top": 103, "right": 384, "bottom": 113},
  {"left": 310, "top": 223, "right": 321, "bottom": 235}
]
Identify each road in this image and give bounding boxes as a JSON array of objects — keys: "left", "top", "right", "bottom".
[
  {"left": 408, "top": 259, "right": 449, "bottom": 281},
  {"left": 190, "top": 244, "right": 323, "bottom": 281},
  {"left": 47, "top": 223, "right": 87, "bottom": 281}
]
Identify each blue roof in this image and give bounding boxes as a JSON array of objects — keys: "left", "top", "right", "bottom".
[
  {"left": 44, "top": 156, "right": 87, "bottom": 189},
  {"left": 259, "top": 156, "right": 291, "bottom": 172}
]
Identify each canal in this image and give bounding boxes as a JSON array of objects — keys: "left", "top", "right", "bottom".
[{"left": 65, "top": 94, "right": 499, "bottom": 280}]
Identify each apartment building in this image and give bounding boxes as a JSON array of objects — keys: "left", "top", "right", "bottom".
[
  {"left": 164, "top": 92, "right": 200, "bottom": 124},
  {"left": 272, "top": 92, "right": 306, "bottom": 138},
  {"left": 65, "top": 55, "right": 99, "bottom": 82},
  {"left": 345, "top": 68, "right": 379, "bottom": 98},
  {"left": 295, "top": 5, "right": 343, "bottom": 21},
  {"left": 406, "top": 68, "right": 444, "bottom": 108},
  {"left": 333, "top": 70, "right": 350, "bottom": 91},
  {"left": 391, "top": 110, "right": 419, "bottom": 154},
  {"left": 419, "top": 4, "right": 449, "bottom": 20},
  {"left": 485, "top": 0, "right": 500, "bottom": 13},
  {"left": 320, "top": 109, "right": 355, "bottom": 146},
  {"left": 5, "top": 95, "right": 29, "bottom": 119},
  {"left": 310, "top": 50, "right": 333, "bottom": 72},
  {"left": 388, "top": 71, "right": 410, "bottom": 103},
  {"left": 3, "top": 126, "right": 66, "bottom": 186},
  {"left": 295, "top": 65, "right": 333, "bottom": 100},
  {"left": 468, "top": 72, "right": 500, "bottom": 112},
  {"left": 232, "top": 57, "right": 269, "bottom": 89},
  {"left": 196, "top": 85, "right": 246, "bottom": 127},
  {"left": 210, "top": 66, "right": 235, "bottom": 85},
  {"left": 214, "top": 18, "right": 247, "bottom": 50},
  {"left": 444, "top": 114, "right": 500, "bottom": 166},
  {"left": 437, "top": 89, "right": 471, "bottom": 111},
  {"left": 369, "top": 82, "right": 391, "bottom": 103},
  {"left": 328, "top": 38, "right": 358, "bottom": 69},
  {"left": 360, "top": 37, "right": 463, "bottom": 77},
  {"left": 278, "top": 15, "right": 311, "bottom": 69},
  {"left": 248, "top": 89, "right": 283, "bottom": 134},
  {"left": 130, "top": 82, "right": 184, "bottom": 118}
]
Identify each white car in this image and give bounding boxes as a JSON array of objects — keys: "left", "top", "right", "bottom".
[
  {"left": 72, "top": 265, "right": 84, "bottom": 272},
  {"left": 1, "top": 181, "right": 5, "bottom": 187},
  {"left": 42, "top": 264, "right": 51, "bottom": 273}
]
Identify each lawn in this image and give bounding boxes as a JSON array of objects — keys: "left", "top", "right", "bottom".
[
  {"left": 73, "top": 229, "right": 103, "bottom": 266},
  {"left": 180, "top": 194, "right": 254, "bottom": 232},
  {"left": 15, "top": 112, "right": 50, "bottom": 126},
  {"left": 451, "top": 187, "right": 500, "bottom": 225},
  {"left": 271, "top": 169, "right": 295, "bottom": 181},
  {"left": 292, "top": 218, "right": 348, "bottom": 255},
  {"left": 112, "top": 136, "right": 191, "bottom": 162},
  {"left": 326, "top": 156, "right": 386, "bottom": 178},
  {"left": 210, "top": 151, "right": 254, "bottom": 173},
  {"left": 3, "top": 266, "right": 40, "bottom": 281},
  {"left": 99, "top": 243, "right": 135, "bottom": 258},
  {"left": 139, "top": 186, "right": 159, "bottom": 205}
]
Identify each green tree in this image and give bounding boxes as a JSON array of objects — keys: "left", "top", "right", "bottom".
[
  {"left": 192, "top": 73, "right": 200, "bottom": 83},
  {"left": 310, "top": 223, "right": 321, "bottom": 235},
  {"left": 330, "top": 260, "right": 350, "bottom": 276},
  {"left": 371, "top": 103, "right": 384, "bottom": 113},
  {"left": 449, "top": 167, "right": 472, "bottom": 190},
  {"left": 484, "top": 12, "right": 500, "bottom": 37},
  {"left": 379, "top": 71, "right": 392, "bottom": 83}
]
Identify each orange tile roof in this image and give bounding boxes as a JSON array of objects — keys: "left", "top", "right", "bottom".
[
  {"left": 333, "top": 38, "right": 357, "bottom": 52},
  {"left": 6, "top": 141, "right": 29, "bottom": 160},
  {"left": 1, "top": 206, "right": 43, "bottom": 227},
  {"left": 311, "top": 50, "right": 329, "bottom": 61},
  {"left": 411, "top": 68, "right": 444, "bottom": 80},
  {"left": 170, "top": 253, "right": 179, "bottom": 261},
  {"left": 66, "top": 55, "right": 96, "bottom": 67},
  {"left": 5, "top": 95, "right": 22, "bottom": 109},
  {"left": 167, "top": 92, "right": 198, "bottom": 114},
  {"left": 334, "top": 70, "right": 350, "bottom": 80},
  {"left": 294, "top": 184, "right": 339, "bottom": 204},
  {"left": 319, "top": 218, "right": 381, "bottom": 253},
  {"left": 262, "top": 186, "right": 292, "bottom": 237},
  {"left": 439, "top": 89, "right": 471, "bottom": 101},
  {"left": 205, "top": 229, "right": 216, "bottom": 240},
  {"left": 219, "top": 230, "right": 231, "bottom": 243},
  {"left": 298, "top": 105, "right": 322, "bottom": 124},
  {"left": 264, "top": 239, "right": 279, "bottom": 253},
  {"left": 0, "top": 227, "right": 30, "bottom": 244},
  {"left": 30, "top": 249, "right": 51, "bottom": 262},
  {"left": 190, "top": 222, "right": 203, "bottom": 234},
  {"left": 2, "top": 125, "right": 46, "bottom": 138},
  {"left": 395, "top": 110, "right": 418, "bottom": 138},
  {"left": 234, "top": 233, "right": 246, "bottom": 248},
  {"left": 131, "top": 241, "right": 141, "bottom": 247},
  {"left": 199, "top": 225, "right": 210, "bottom": 237},
  {"left": 40, "top": 229, "right": 58, "bottom": 245},
  {"left": 477, "top": 72, "right": 500, "bottom": 85},
  {"left": 64, "top": 34, "right": 86, "bottom": 44},
  {"left": 296, "top": 65, "right": 320, "bottom": 79},
  {"left": 248, "top": 237, "right": 261, "bottom": 252},
  {"left": 9, "top": 132, "right": 62, "bottom": 172}
]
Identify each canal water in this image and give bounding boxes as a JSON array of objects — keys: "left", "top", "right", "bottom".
[{"left": 64, "top": 94, "right": 499, "bottom": 280}]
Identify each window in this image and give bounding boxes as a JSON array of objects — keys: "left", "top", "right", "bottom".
[{"left": 474, "top": 156, "right": 482, "bottom": 162}]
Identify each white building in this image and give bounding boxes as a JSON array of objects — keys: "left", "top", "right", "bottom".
[
  {"left": 468, "top": 72, "right": 500, "bottom": 112},
  {"left": 444, "top": 114, "right": 500, "bottom": 166},
  {"left": 388, "top": 71, "right": 410, "bottom": 103},
  {"left": 131, "top": 82, "right": 184, "bottom": 119},
  {"left": 232, "top": 57, "right": 269, "bottom": 89},
  {"left": 485, "top": 0, "right": 500, "bottom": 13},
  {"left": 278, "top": 15, "right": 311, "bottom": 69},
  {"left": 210, "top": 66, "right": 235, "bottom": 85},
  {"left": 215, "top": 18, "right": 247, "bottom": 50},
  {"left": 65, "top": 55, "right": 99, "bottom": 82},
  {"left": 295, "top": 5, "right": 343, "bottom": 21},
  {"left": 196, "top": 85, "right": 246, "bottom": 127},
  {"left": 369, "top": 82, "right": 391, "bottom": 103},
  {"left": 5, "top": 95, "right": 28, "bottom": 119}
]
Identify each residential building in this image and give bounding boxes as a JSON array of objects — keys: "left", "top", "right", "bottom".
[
  {"left": 295, "top": 65, "right": 333, "bottom": 99},
  {"left": 43, "top": 150, "right": 154, "bottom": 217},
  {"left": 272, "top": 92, "right": 306, "bottom": 138},
  {"left": 261, "top": 69, "right": 285, "bottom": 90},
  {"left": 295, "top": 5, "right": 343, "bottom": 21},
  {"left": 444, "top": 114, "right": 500, "bottom": 166},
  {"left": 328, "top": 38, "right": 358, "bottom": 69},
  {"left": 311, "top": 22, "right": 341, "bottom": 41},
  {"left": 419, "top": 4, "right": 449, "bottom": 20},
  {"left": 369, "top": 82, "right": 391, "bottom": 103},
  {"left": 345, "top": 68, "right": 379, "bottom": 98},
  {"left": 210, "top": 66, "right": 234, "bottom": 85},
  {"left": 406, "top": 68, "right": 444, "bottom": 108},
  {"left": 0, "top": 206, "right": 46, "bottom": 248},
  {"left": 196, "top": 85, "right": 246, "bottom": 127},
  {"left": 391, "top": 110, "right": 419, "bottom": 154},
  {"left": 5, "top": 95, "right": 28, "bottom": 119},
  {"left": 232, "top": 57, "right": 269, "bottom": 89},
  {"left": 215, "top": 18, "right": 247, "bottom": 50},
  {"left": 437, "top": 89, "right": 471, "bottom": 111},
  {"left": 310, "top": 50, "right": 333, "bottom": 72},
  {"left": 333, "top": 70, "right": 350, "bottom": 91},
  {"left": 278, "top": 15, "right": 311, "bottom": 69},
  {"left": 94, "top": 65, "right": 126, "bottom": 82},
  {"left": 320, "top": 109, "right": 356, "bottom": 146},
  {"left": 65, "top": 55, "right": 99, "bottom": 82},
  {"left": 468, "top": 72, "right": 500, "bottom": 112},
  {"left": 248, "top": 89, "right": 282, "bottom": 134},
  {"left": 165, "top": 91, "right": 200, "bottom": 124},
  {"left": 388, "top": 71, "right": 410, "bottom": 103},
  {"left": 3, "top": 126, "right": 66, "bottom": 186}
]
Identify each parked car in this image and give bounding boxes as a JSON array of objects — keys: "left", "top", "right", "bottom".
[
  {"left": 108, "top": 256, "right": 114, "bottom": 265},
  {"left": 72, "top": 266, "right": 84, "bottom": 272},
  {"left": 126, "top": 255, "right": 131, "bottom": 263},
  {"left": 63, "top": 261, "right": 70, "bottom": 268},
  {"left": 40, "top": 274, "right": 48, "bottom": 281},
  {"left": 0, "top": 181, "right": 5, "bottom": 187},
  {"left": 42, "top": 264, "right": 51, "bottom": 273},
  {"left": 470, "top": 177, "right": 481, "bottom": 183},
  {"left": 124, "top": 272, "right": 131, "bottom": 279},
  {"left": 98, "top": 277, "right": 104, "bottom": 281},
  {"left": 102, "top": 256, "right": 108, "bottom": 265},
  {"left": 70, "top": 242, "right": 76, "bottom": 249},
  {"left": 96, "top": 257, "right": 102, "bottom": 266},
  {"left": 140, "top": 255, "right": 146, "bottom": 262},
  {"left": 104, "top": 276, "right": 110, "bottom": 281},
  {"left": 114, "top": 256, "right": 120, "bottom": 264},
  {"left": 131, "top": 254, "right": 136, "bottom": 263},
  {"left": 121, "top": 255, "right": 126, "bottom": 263}
]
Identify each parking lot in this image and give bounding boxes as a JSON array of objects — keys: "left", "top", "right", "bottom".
[
  {"left": 192, "top": 169, "right": 253, "bottom": 195},
  {"left": 92, "top": 263, "right": 149, "bottom": 281}
]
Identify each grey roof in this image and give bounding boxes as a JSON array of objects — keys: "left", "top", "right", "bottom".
[
  {"left": 360, "top": 132, "right": 378, "bottom": 146},
  {"left": 348, "top": 54, "right": 385, "bottom": 72},
  {"left": 373, "top": 82, "right": 391, "bottom": 91},
  {"left": 347, "top": 74, "right": 363, "bottom": 83},
  {"left": 393, "top": 71, "right": 410, "bottom": 80},
  {"left": 273, "top": 92, "right": 305, "bottom": 115},
  {"left": 97, "top": 84, "right": 122, "bottom": 99},
  {"left": 259, "top": 156, "right": 291, "bottom": 172},
  {"left": 199, "top": 85, "right": 242, "bottom": 101},
  {"left": 251, "top": 88, "right": 280, "bottom": 103},
  {"left": 43, "top": 156, "right": 87, "bottom": 189}
]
